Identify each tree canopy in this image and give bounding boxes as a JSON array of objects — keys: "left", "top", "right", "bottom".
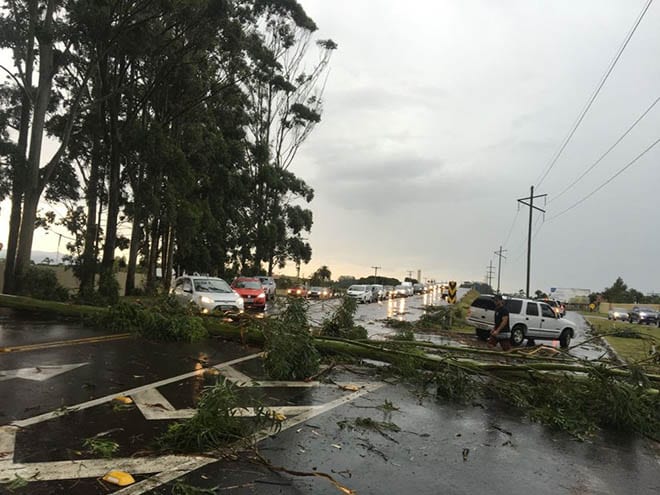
[{"left": 0, "top": 0, "right": 336, "bottom": 301}]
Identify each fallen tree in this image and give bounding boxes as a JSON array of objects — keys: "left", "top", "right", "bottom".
[{"left": 1, "top": 295, "right": 658, "bottom": 440}]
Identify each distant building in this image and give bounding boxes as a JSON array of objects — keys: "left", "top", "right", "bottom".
[{"left": 549, "top": 287, "right": 591, "bottom": 303}]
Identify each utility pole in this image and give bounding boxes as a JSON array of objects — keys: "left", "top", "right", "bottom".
[
  {"left": 406, "top": 270, "right": 414, "bottom": 280},
  {"left": 371, "top": 266, "right": 381, "bottom": 277},
  {"left": 493, "top": 246, "right": 507, "bottom": 294},
  {"left": 517, "top": 186, "right": 546, "bottom": 298},
  {"left": 486, "top": 260, "right": 495, "bottom": 288}
]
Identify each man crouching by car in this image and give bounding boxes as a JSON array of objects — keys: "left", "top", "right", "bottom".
[{"left": 488, "top": 294, "right": 512, "bottom": 351}]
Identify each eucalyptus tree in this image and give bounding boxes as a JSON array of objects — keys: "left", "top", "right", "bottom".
[{"left": 244, "top": 4, "right": 336, "bottom": 275}]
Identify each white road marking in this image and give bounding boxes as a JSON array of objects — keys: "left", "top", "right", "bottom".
[
  {"left": 12, "top": 353, "right": 262, "bottom": 428},
  {"left": 0, "top": 363, "right": 88, "bottom": 382},
  {"left": 0, "top": 426, "right": 17, "bottom": 467},
  {"left": 0, "top": 455, "right": 213, "bottom": 482},
  {"left": 218, "top": 365, "right": 254, "bottom": 385},
  {"left": 3, "top": 350, "right": 384, "bottom": 491},
  {"left": 116, "top": 382, "right": 384, "bottom": 494}
]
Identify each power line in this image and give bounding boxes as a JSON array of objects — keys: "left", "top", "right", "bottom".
[
  {"left": 535, "top": 0, "right": 654, "bottom": 188},
  {"left": 551, "top": 95, "right": 660, "bottom": 204},
  {"left": 501, "top": 208, "right": 520, "bottom": 248},
  {"left": 547, "top": 134, "right": 660, "bottom": 222}
]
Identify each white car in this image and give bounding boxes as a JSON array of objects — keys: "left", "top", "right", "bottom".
[
  {"left": 347, "top": 285, "right": 373, "bottom": 303},
  {"left": 256, "top": 276, "right": 277, "bottom": 300},
  {"left": 467, "top": 295, "right": 576, "bottom": 348},
  {"left": 607, "top": 307, "right": 629, "bottom": 321},
  {"left": 173, "top": 276, "right": 244, "bottom": 314}
]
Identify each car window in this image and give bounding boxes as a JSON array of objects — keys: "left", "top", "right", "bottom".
[
  {"left": 506, "top": 300, "right": 523, "bottom": 314},
  {"left": 540, "top": 304, "right": 555, "bottom": 318},
  {"left": 236, "top": 280, "right": 261, "bottom": 289},
  {"left": 526, "top": 303, "right": 539, "bottom": 316},
  {"left": 194, "top": 278, "right": 232, "bottom": 293},
  {"left": 472, "top": 297, "right": 495, "bottom": 310}
]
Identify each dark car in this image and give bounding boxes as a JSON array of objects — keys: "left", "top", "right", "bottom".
[
  {"left": 308, "top": 286, "right": 331, "bottom": 299},
  {"left": 628, "top": 306, "right": 658, "bottom": 325}
]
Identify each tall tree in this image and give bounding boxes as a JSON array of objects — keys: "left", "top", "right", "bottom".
[{"left": 244, "top": 6, "right": 336, "bottom": 274}]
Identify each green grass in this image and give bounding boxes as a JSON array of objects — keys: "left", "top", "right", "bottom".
[{"left": 585, "top": 317, "right": 659, "bottom": 372}]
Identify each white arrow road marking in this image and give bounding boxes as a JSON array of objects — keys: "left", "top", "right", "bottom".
[
  {"left": 0, "top": 363, "right": 88, "bottom": 382},
  {"left": 130, "top": 386, "right": 357, "bottom": 421},
  {"left": 13, "top": 353, "right": 263, "bottom": 428},
  {"left": 1, "top": 350, "right": 384, "bottom": 491},
  {"left": 114, "top": 382, "right": 384, "bottom": 495}
]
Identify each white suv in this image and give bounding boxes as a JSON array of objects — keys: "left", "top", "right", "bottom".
[{"left": 467, "top": 295, "right": 575, "bottom": 348}]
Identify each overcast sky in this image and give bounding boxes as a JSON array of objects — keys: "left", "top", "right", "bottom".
[
  {"left": 2, "top": 0, "right": 660, "bottom": 294},
  {"left": 286, "top": 0, "right": 660, "bottom": 293}
]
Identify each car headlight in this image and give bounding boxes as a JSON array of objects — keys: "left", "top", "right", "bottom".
[
  {"left": 236, "top": 297, "right": 244, "bottom": 308},
  {"left": 200, "top": 296, "right": 213, "bottom": 304},
  {"left": 257, "top": 293, "right": 266, "bottom": 299}
]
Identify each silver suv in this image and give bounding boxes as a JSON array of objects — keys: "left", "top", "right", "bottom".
[
  {"left": 467, "top": 295, "right": 576, "bottom": 348},
  {"left": 257, "top": 276, "right": 277, "bottom": 300}
]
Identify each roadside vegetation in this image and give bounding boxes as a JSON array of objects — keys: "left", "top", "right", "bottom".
[
  {"left": 158, "top": 379, "right": 277, "bottom": 453},
  {"left": 94, "top": 297, "right": 208, "bottom": 342},
  {"left": 1, "top": 292, "right": 658, "bottom": 442},
  {"left": 585, "top": 317, "right": 659, "bottom": 373}
]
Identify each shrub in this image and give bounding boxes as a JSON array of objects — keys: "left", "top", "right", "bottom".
[
  {"left": 158, "top": 379, "right": 276, "bottom": 452},
  {"left": 96, "top": 296, "right": 207, "bottom": 342},
  {"left": 320, "top": 296, "right": 360, "bottom": 338},
  {"left": 263, "top": 298, "right": 320, "bottom": 380},
  {"left": 17, "top": 266, "right": 69, "bottom": 301}
]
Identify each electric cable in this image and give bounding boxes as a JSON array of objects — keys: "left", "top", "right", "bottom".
[
  {"left": 535, "top": 0, "right": 654, "bottom": 188},
  {"left": 550, "top": 95, "right": 660, "bottom": 204},
  {"left": 547, "top": 134, "right": 660, "bottom": 222}
]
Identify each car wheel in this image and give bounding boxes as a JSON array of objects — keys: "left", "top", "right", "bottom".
[
  {"left": 510, "top": 325, "right": 525, "bottom": 347},
  {"left": 559, "top": 329, "right": 572, "bottom": 349}
]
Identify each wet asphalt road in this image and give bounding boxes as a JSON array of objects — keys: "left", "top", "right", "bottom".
[{"left": 0, "top": 302, "right": 656, "bottom": 494}]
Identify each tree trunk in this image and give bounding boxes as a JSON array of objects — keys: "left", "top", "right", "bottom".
[
  {"left": 14, "top": 1, "right": 56, "bottom": 290},
  {"left": 125, "top": 213, "right": 142, "bottom": 295},
  {"left": 100, "top": 86, "right": 121, "bottom": 289},
  {"left": 3, "top": 0, "right": 37, "bottom": 294},
  {"left": 164, "top": 225, "right": 175, "bottom": 292},
  {"left": 79, "top": 130, "right": 101, "bottom": 297},
  {"left": 146, "top": 215, "right": 160, "bottom": 292}
]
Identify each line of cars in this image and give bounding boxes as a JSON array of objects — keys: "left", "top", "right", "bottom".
[
  {"left": 608, "top": 306, "right": 659, "bottom": 325},
  {"left": 346, "top": 282, "right": 434, "bottom": 303},
  {"left": 172, "top": 275, "right": 276, "bottom": 314}
]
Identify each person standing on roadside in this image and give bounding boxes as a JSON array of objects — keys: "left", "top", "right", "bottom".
[{"left": 488, "top": 294, "right": 512, "bottom": 351}]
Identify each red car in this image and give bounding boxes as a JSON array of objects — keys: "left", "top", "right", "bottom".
[
  {"left": 287, "top": 285, "right": 308, "bottom": 298},
  {"left": 231, "top": 277, "right": 267, "bottom": 311}
]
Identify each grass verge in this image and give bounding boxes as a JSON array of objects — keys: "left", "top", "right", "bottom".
[{"left": 584, "top": 317, "right": 659, "bottom": 373}]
